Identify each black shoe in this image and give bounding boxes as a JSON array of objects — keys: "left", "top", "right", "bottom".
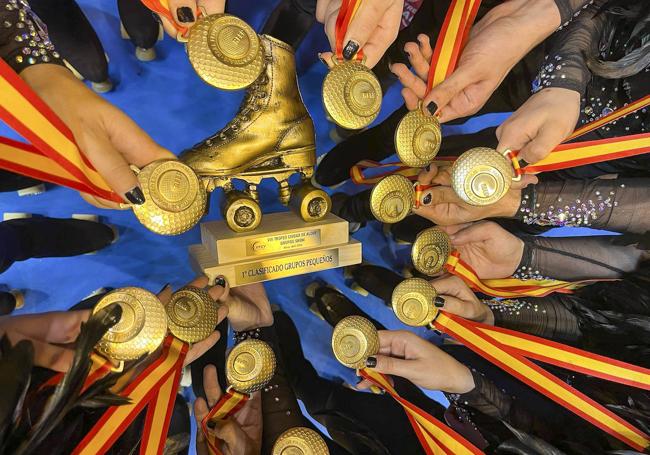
[
  {"left": 118, "top": 0, "right": 159, "bottom": 62},
  {"left": 305, "top": 281, "right": 384, "bottom": 330},
  {"left": 261, "top": 0, "right": 315, "bottom": 53},
  {"left": 30, "top": 0, "right": 111, "bottom": 91},
  {"left": 6, "top": 217, "right": 116, "bottom": 261},
  {"left": 315, "top": 105, "right": 408, "bottom": 187},
  {"left": 330, "top": 191, "right": 375, "bottom": 228},
  {"left": 389, "top": 215, "right": 435, "bottom": 244},
  {"left": 348, "top": 264, "right": 403, "bottom": 305}
]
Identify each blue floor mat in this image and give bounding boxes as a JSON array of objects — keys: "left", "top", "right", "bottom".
[{"left": 0, "top": 0, "right": 607, "bottom": 452}]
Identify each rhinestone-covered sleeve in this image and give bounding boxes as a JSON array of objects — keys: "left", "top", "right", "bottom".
[
  {"left": 486, "top": 296, "right": 582, "bottom": 342},
  {"left": 552, "top": 0, "right": 594, "bottom": 24},
  {"left": 533, "top": 0, "right": 605, "bottom": 95},
  {"left": 517, "top": 178, "right": 650, "bottom": 234},
  {"left": 0, "top": 0, "right": 63, "bottom": 73},
  {"left": 515, "top": 235, "right": 646, "bottom": 281}
]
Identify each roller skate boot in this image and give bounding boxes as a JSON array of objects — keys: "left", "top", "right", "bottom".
[{"left": 181, "top": 35, "right": 330, "bottom": 232}]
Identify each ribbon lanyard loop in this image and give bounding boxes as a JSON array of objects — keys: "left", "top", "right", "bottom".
[
  {"left": 201, "top": 388, "right": 250, "bottom": 455},
  {"left": 335, "top": 0, "right": 364, "bottom": 61}
]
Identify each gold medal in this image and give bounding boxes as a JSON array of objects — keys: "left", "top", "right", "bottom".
[
  {"left": 93, "top": 287, "right": 167, "bottom": 361},
  {"left": 226, "top": 339, "right": 276, "bottom": 394},
  {"left": 394, "top": 108, "right": 441, "bottom": 168},
  {"left": 391, "top": 278, "right": 438, "bottom": 327},
  {"left": 272, "top": 427, "right": 330, "bottom": 455},
  {"left": 165, "top": 286, "right": 219, "bottom": 343},
  {"left": 131, "top": 160, "right": 207, "bottom": 235},
  {"left": 411, "top": 227, "right": 451, "bottom": 276},
  {"left": 331, "top": 316, "right": 379, "bottom": 369},
  {"left": 369, "top": 174, "right": 414, "bottom": 224},
  {"left": 322, "top": 59, "right": 382, "bottom": 130},
  {"left": 187, "top": 14, "right": 264, "bottom": 90},
  {"left": 450, "top": 147, "right": 514, "bottom": 206}
]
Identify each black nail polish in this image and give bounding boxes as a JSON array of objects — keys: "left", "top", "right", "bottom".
[
  {"left": 365, "top": 356, "right": 377, "bottom": 368},
  {"left": 176, "top": 6, "right": 194, "bottom": 23},
  {"left": 214, "top": 276, "right": 226, "bottom": 287},
  {"left": 157, "top": 283, "right": 170, "bottom": 294},
  {"left": 425, "top": 164, "right": 431, "bottom": 172},
  {"left": 518, "top": 159, "right": 530, "bottom": 168},
  {"left": 434, "top": 296, "right": 445, "bottom": 308},
  {"left": 125, "top": 186, "right": 145, "bottom": 205},
  {"left": 426, "top": 101, "right": 438, "bottom": 116},
  {"left": 342, "top": 40, "right": 360, "bottom": 60},
  {"left": 422, "top": 193, "right": 432, "bottom": 205}
]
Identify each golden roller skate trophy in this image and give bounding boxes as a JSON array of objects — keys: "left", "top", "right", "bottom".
[{"left": 183, "top": 14, "right": 361, "bottom": 286}]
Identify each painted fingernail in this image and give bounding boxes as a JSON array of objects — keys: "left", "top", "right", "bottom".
[
  {"left": 214, "top": 276, "right": 226, "bottom": 287},
  {"left": 157, "top": 283, "right": 171, "bottom": 294},
  {"left": 518, "top": 159, "right": 530, "bottom": 168},
  {"left": 125, "top": 186, "right": 145, "bottom": 205},
  {"left": 434, "top": 296, "right": 445, "bottom": 308},
  {"left": 365, "top": 356, "right": 377, "bottom": 368},
  {"left": 422, "top": 193, "right": 432, "bottom": 205},
  {"left": 176, "top": 6, "right": 194, "bottom": 23},
  {"left": 425, "top": 164, "right": 431, "bottom": 172},
  {"left": 342, "top": 40, "right": 360, "bottom": 60},
  {"left": 426, "top": 101, "right": 438, "bottom": 116}
]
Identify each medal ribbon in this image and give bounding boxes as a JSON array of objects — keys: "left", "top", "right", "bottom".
[
  {"left": 201, "top": 389, "right": 250, "bottom": 455},
  {"left": 432, "top": 312, "right": 650, "bottom": 451},
  {"left": 38, "top": 352, "right": 116, "bottom": 393},
  {"left": 139, "top": 0, "right": 199, "bottom": 39},
  {"left": 350, "top": 158, "right": 456, "bottom": 185},
  {"left": 73, "top": 337, "right": 188, "bottom": 455},
  {"left": 0, "top": 59, "right": 121, "bottom": 203},
  {"left": 445, "top": 251, "right": 598, "bottom": 298},
  {"left": 335, "top": 0, "right": 364, "bottom": 61},
  {"left": 359, "top": 368, "right": 483, "bottom": 454}
]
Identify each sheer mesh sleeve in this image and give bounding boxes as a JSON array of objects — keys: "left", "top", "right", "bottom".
[
  {"left": 552, "top": 0, "right": 593, "bottom": 24},
  {"left": 485, "top": 295, "right": 582, "bottom": 342},
  {"left": 1, "top": 0, "right": 63, "bottom": 73},
  {"left": 534, "top": 0, "right": 607, "bottom": 95},
  {"left": 516, "top": 178, "right": 650, "bottom": 235},
  {"left": 513, "top": 235, "right": 647, "bottom": 281}
]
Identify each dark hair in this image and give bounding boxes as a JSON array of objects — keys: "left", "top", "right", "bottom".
[{"left": 586, "top": 0, "right": 650, "bottom": 79}]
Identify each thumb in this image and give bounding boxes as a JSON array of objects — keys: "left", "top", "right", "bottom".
[
  {"left": 448, "top": 222, "right": 488, "bottom": 245},
  {"left": 367, "top": 354, "right": 412, "bottom": 379},
  {"left": 518, "top": 125, "right": 565, "bottom": 164}
]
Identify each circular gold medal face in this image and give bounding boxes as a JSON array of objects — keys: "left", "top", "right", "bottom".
[
  {"left": 165, "top": 286, "right": 219, "bottom": 343},
  {"left": 411, "top": 228, "right": 451, "bottom": 276},
  {"left": 369, "top": 175, "right": 414, "bottom": 224},
  {"left": 227, "top": 339, "right": 276, "bottom": 393},
  {"left": 132, "top": 160, "right": 207, "bottom": 236},
  {"left": 392, "top": 278, "right": 438, "bottom": 327},
  {"left": 272, "top": 427, "right": 330, "bottom": 455},
  {"left": 331, "top": 316, "right": 379, "bottom": 369},
  {"left": 451, "top": 148, "right": 514, "bottom": 206},
  {"left": 93, "top": 287, "right": 167, "bottom": 361},
  {"left": 322, "top": 61, "right": 382, "bottom": 130},
  {"left": 187, "top": 14, "right": 264, "bottom": 90},
  {"left": 395, "top": 109, "right": 441, "bottom": 168}
]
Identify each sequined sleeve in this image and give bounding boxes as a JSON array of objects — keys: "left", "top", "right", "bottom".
[
  {"left": 552, "top": 0, "right": 593, "bottom": 24},
  {"left": 517, "top": 178, "right": 650, "bottom": 235},
  {"left": 534, "top": 0, "right": 606, "bottom": 95},
  {"left": 0, "top": 0, "right": 63, "bottom": 73},
  {"left": 485, "top": 295, "right": 582, "bottom": 342}
]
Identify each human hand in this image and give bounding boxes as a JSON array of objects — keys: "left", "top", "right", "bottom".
[
  {"left": 154, "top": 0, "right": 226, "bottom": 38},
  {"left": 441, "top": 221, "right": 524, "bottom": 279},
  {"left": 430, "top": 275, "right": 494, "bottom": 325},
  {"left": 393, "top": 0, "right": 561, "bottom": 122},
  {"left": 496, "top": 87, "right": 581, "bottom": 164},
  {"left": 357, "top": 330, "right": 474, "bottom": 393},
  {"left": 213, "top": 279, "right": 273, "bottom": 332},
  {"left": 20, "top": 64, "right": 175, "bottom": 208},
  {"left": 413, "top": 164, "right": 522, "bottom": 225},
  {"left": 316, "top": 0, "right": 403, "bottom": 68},
  {"left": 194, "top": 365, "right": 262, "bottom": 455},
  {"left": 158, "top": 276, "right": 229, "bottom": 367}
]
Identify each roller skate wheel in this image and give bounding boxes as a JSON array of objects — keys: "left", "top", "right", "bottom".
[
  {"left": 17, "top": 183, "right": 46, "bottom": 196},
  {"left": 349, "top": 281, "right": 369, "bottom": 297},
  {"left": 290, "top": 184, "right": 332, "bottom": 223},
  {"left": 304, "top": 281, "right": 321, "bottom": 299},
  {"left": 158, "top": 23, "right": 164, "bottom": 41},
  {"left": 64, "top": 60, "right": 84, "bottom": 80},
  {"left": 10, "top": 290, "right": 24, "bottom": 310},
  {"left": 120, "top": 22, "right": 129, "bottom": 39},
  {"left": 308, "top": 302, "right": 325, "bottom": 321},
  {"left": 92, "top": 79, "right": 114, "bottom": 93},
  {"left": 3, "top": 212, "right": 31, "bottom": 221},
  {"left": 72, "top": 213, "right": 99, "bottom": 222},
  {"left": 224, "top": 195, "right": 262, "bottom": 233},
  {"left": 135, "top": 47, "right": 156, "bottom": 62}
]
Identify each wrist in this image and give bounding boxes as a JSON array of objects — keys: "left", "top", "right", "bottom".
[{"left": 446, "top": 364, "right": 475, "bottom": 394}]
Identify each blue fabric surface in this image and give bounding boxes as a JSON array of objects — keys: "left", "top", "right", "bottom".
[{"left": 0, "top": 0, "right": 605, "bottom": 452}]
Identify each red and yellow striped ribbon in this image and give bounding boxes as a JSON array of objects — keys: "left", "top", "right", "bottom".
[
  {"left": 38, "top": 352, "right": 116, "bottom": 393},
  {"left": 445, "top": 252, "right": 594, "bottom": 298},
  {"left": 433, "top": 312, "right": 650, "bottom": 451},
  {"left": 201, "top": 389, "right": 250, "bottom": 455},
  {"left": 360, "top": 368, "right": 483, "bottom": 454},
  {"left": 73, "top": 337, "right": 188, "bottom": 455},
  {"left": 140, "top": 0, "right": 199, "bottom": 38},
  {"left": 567, "top": 95, "right": 650, "bottom": 141},
  {"left": 335, "top": 0, "right": 364, "bottom": 61},
  {"left": 350, "top": 158, "right": 456, "bottom": 185},
  {"left": 0, "top": 59, "right": 121, "bottom": 202}
]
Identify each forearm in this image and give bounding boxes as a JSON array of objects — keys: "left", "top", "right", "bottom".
[{"left": 516, "top": 178, "right": 650, "bottom": 234}]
